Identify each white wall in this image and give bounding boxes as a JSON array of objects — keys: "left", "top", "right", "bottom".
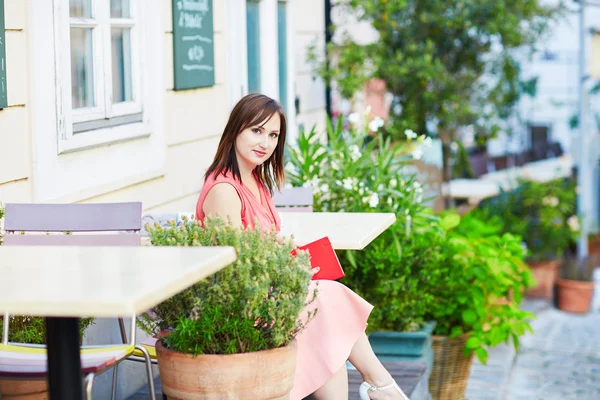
[
  {"left": 0, "top": 0, "right": 32, "bottom": 202},
  {"left": 491, "top": 3, "right": 600, "bottom": 157}
]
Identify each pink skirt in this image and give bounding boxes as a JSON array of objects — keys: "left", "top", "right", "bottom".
[{"left": 290, "top": 280, "right": 373, "bottom": 399}]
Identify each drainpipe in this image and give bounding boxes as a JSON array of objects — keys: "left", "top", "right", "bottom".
[
  {"left": 577, "top": 0, "right": 590, "bottom": 259},
  {"left": 324, "top": 0, "right": 333, "bottom": 118}
]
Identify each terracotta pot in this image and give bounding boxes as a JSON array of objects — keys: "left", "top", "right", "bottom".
[
  {"left": 556, "top": 278, "right": 595, "bottom": 314},
  {"left": 156, "top": 340, "right": 297, "bottom": 400},
  {"left": 0, "top": 379, "right": 48, "bottom": 399},
  {"left": 525, "top": 259, "right": 560, "bottom": 299},
  {"left": 588, "top": 235, "right": 600, "bottom": 256}
]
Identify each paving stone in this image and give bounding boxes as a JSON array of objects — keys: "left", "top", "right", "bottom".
[{"left": 466, "top": 297, "right": 600, "bottom": 400}]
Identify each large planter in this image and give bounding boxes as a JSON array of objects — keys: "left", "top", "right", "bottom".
[
  {"left": 0, "top": 379, "right": 48, "bottom": 399},
  {"left": 556, "top": 278, "right": 595, "bottom": 314},
  {"left": 525, "top": 259, "right": 560, "bottom": 299},
  {"left": 368, "top": 321, "right": 436, "bottom": 367},
  {"left": 156, "top": 340, "right": 297, "bottom": 400},
  {"left": 429, "top": 335, "right": 474, "bottom": 400}
]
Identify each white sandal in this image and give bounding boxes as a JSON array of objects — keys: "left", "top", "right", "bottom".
[{"left": 359, "top": 380, "right": 411, "bottom": 400}]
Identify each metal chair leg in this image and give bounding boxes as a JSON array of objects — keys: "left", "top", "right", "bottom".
[
  {"left": 135, "top": 344, "right": 157, "bottom": 400},
  {"left": 84, "top": 372, "right": 95, "bottom": 400},
  {"left": 111, "top": 364, "right": 118, "bottom": 400}
]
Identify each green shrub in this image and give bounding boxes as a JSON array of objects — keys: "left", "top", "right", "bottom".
[
  {"left": 139, "top": 216, "right": 316, "bottom": 356},
  {"left": 0, "top": 316, "right": 94, "bottom": 345},
  {"left": 426, "top": 213, "right": 536, "bottom": 363},
  {"left": 286, "top": 115, "right": 437, "bottom": 332},
  {"left": 473, "top": 178, "right": 579, "bottom": 262}
]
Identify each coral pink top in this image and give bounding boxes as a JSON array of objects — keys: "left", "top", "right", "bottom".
[
  {"left": 196, "top": 172, "right": 281, "bottom": 232},
  {"left": 196, "top": 171, "right": 373, "bottom": 399}
]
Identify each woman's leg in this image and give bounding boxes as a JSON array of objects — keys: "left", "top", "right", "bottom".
[
  {"left": 348, "top": 333, "right": 407, "bottom": 399},
  {"left": 311, "top": 364, "right": 349, "bottom": 400}
]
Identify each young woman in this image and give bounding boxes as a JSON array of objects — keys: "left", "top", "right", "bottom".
[{"left": 196, "top": 94, "right": 409, "bottom": 400}]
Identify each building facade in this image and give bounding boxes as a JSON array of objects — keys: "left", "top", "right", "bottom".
[
  {"left": 0, "top": 0, "right": 326, "bottom": 397},
  {"left": 0, "top": 0, "right": 327, "bottom": 214}
]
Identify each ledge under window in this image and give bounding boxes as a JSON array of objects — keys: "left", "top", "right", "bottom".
[{"left": 73, "top": 113, "right": 144, "bottom": 133}]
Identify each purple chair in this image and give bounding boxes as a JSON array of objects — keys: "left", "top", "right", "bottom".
[
  {"left": 273, "top": 187, "right": 314, "bottom": 212},
  {"left": 468, "top": 153, "right": 489, "bottom": 178},
  {"left": 2, "top": 202, "right": 155, "bottom": 400}
]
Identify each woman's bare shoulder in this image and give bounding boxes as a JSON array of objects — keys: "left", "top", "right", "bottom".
[{"left": 202, "top": 183, "right": 243, "bottom": 226}]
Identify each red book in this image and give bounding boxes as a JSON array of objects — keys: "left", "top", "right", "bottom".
[{"left": 292, "top": 237, "right": 345, "bottom": 281}]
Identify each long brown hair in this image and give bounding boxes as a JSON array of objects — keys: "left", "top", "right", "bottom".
[{"left": 204, "top": 93, "right": 287, "bottom": 194}]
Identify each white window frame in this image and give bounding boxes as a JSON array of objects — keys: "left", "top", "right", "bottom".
[
  {"left": 227, "top": 0, "right": 248, "bottom": 108},
  {"left": 55, "top": 0, "right": 148, "bottom": 154},
  {"left": 258, "top": 0, "right": 279, "bottom": 98},
  {"left": 30, "top": 0, "right": 165, "bottom": 203}
]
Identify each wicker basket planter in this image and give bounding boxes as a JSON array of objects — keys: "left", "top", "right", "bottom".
[{"left": 429, "top": 335, "right": 474, "bottom": 400}]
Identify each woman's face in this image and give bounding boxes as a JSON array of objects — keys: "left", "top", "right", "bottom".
[{"left": 235, "top": 113, "right": 281, "bottom": 171}]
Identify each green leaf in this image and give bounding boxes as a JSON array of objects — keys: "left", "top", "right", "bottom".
[
  {"left": 465, "top": 336, "right": 481, "bottom": 349},
  {"left": 475, "top": 347, "right": 489, "bottom": 364},
  {"left": 440, "top": 214, "right": 461, "bottom": 231},
  {"left": 450, "top": 326, "right": 463, "bottom": 338},
  {"left": 462, "top": 309, "right": 477, "bottom": 325}
]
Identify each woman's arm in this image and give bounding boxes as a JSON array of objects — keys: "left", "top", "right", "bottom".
[{"left": 202, "top": 183, "right": 243, "bottom": 228}]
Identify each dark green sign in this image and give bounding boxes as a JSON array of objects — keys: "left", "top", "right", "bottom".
[
  {"left": 0, "top": 0, "right": 7, "bottom": 108},
  {"left": 172, "top": 0, "right": 215, "bottom": 90}
]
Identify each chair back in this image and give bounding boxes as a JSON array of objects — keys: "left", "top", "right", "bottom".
[
  {"left": 272, "top": 187, "right": 314, "bottom": 212},
  {"left": 468, "top": 153, "right": 489, "bottom": 178},
  {"left": 2, "top": 202, "right": 142, "bottom": 345}
]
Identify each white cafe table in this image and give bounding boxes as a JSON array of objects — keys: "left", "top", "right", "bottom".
[
  {"left": 480, "top": 167, "right": 522, "bottom": 191},
  {"left": 0, "top": 246, "right": 236, "bottom": 400},
  {"left": 441, "top": 179, "right": 501, "bottom": 204},
  {"left": 279, "top": 212, "right": 396, "bottom": 250},
  {"left": 521, "top": 155, "right": 573, "bottom": 183}
]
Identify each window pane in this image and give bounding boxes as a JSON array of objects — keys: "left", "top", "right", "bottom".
[
  {"left": 70, "top": 0, "right": 93, "bottom": 18},
  {"left": 111, "top": 28, "right": 133, "bottom": 103},
  {"left": 246, "top": 1, "right": 261, "bottom": 93},
  {"left": 110, "top": 0, "right": 130, "bottom": 18},
  {"left": 70, "top": 28, "right": 95, "bottom": 109},
  {"left": 277, "top": 2, "right": 288, "bottom": 112}
]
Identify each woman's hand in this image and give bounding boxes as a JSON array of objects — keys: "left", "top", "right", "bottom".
[{"left": 311, "top": 267, "right": 320, "bottom": 276}]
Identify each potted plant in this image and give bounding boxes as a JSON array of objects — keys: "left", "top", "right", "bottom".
[
  {"left": 286, "top": 115, "right": 440, "bottom": 365},
  {"left": 473, "top": 178, "right": 579, "bottom": 299},
  {"left": 589, "top": 232, "right": 600, "bottom": 258},
  {"left": 343, "top": 218, "right": 443, "bottom": 367},
  {"left": 556, "top": 256, "right": 597, "bottom": 314},
  {"left": 140, "top": 216, "right": 315, "bottom": 399},
  {"left": 424, "top": 212, "right": 535, "bottom": 400}
]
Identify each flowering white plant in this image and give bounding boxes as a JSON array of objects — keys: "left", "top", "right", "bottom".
[{"left": 285, "top": 112, "right": 431, "bottom": 225}]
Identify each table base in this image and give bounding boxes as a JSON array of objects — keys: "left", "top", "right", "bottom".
[{"left": 46, "top": 317, "right": 83, "bottom": 400}]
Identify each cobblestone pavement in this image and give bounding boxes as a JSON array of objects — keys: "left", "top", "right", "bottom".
[{"left": 466, "top": 287, "right": 600, "bottom": 400}]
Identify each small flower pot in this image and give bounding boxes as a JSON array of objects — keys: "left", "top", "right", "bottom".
[
  {"left": 0, "top": 379, "right": 48, "bottom": 399},
  {"left": 556, "top": 278, "right": 595, "bottom": 314},
  {"left": 156, "top": 339, "right": 297, "bottom": 399},
  {"left": 368, "top": 321, "right": 436, "bottom": 367},
  {"left": 525, "top": 259, "right": 560, "bottom": 299}
]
